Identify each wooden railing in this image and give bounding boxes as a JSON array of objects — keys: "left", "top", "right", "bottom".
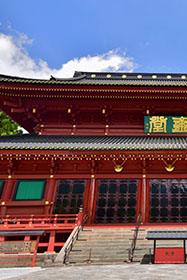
[{"left": 0, "top": 214, "right": 77, "bottom": 231}]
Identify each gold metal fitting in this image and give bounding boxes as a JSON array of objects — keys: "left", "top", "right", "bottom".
[
  {"left": 162, "top": 158, "right": 177, "bottom": 172},
  {"left": 113, "top": 159, "right": 127, "bottom": 173}
]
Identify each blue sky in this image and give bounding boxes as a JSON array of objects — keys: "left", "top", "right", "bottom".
[{"left": 1, "top": 0, "right": 187, "bottom": 78}]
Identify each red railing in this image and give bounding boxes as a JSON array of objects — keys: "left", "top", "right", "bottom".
[{"left": 0, "top": 214, "right": 78, "bottom": 231}]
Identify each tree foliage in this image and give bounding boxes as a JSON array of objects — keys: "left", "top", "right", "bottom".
[{"left": 0, "top": 111, "right": 23, "bottom": 136}]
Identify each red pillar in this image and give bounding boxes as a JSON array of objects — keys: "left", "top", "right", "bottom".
[
  {"left": 1, "top": 178, "right": 14, "bottom": 215},
  {"left": 86, "top": 177, "right": 96, "bottom": 224},
  {"left": 140, "top": 175, "right": 147, "bottom": 224},
  {"left": 44, "top": 178, "right": 55, "bottom": 215},
  {"left": 47, "top": 231, "right": 55, "bottom": 252},
  {"left": 140, "top": 160, "right": 148, "bottom": 224}
]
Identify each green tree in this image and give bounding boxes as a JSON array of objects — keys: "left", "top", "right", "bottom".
[{"left": 0, "top": 111, "right": 23, "bottom": 135}]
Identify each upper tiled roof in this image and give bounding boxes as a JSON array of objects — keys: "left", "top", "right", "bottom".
[
  {"left": 1, "top": 71, "right": 187, "bottom": 87},
  {"left": 0, "top": 134, "right": 187, "bottom": 151}
]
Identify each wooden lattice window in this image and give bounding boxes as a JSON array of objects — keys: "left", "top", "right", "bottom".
[
  {"left": 149, "top": 179, "right": 187, "bottom": 222},
  {"left": 53, "top": 180, "right": 86, "bottom": 214},
  {"left": 95, "top": 179, "right": 138, "bottom": 223}
]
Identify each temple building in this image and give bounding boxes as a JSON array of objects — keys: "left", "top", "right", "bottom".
[{"left": 0, "top": 71, "right": 187, "bottom": 254}]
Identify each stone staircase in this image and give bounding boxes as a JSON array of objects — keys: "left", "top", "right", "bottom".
[
  {"left": 67, "top": 226, "right": 187, "bottom": 265},
  {"left": 68, "top": 227, "right": 134, "bottom": 265}
]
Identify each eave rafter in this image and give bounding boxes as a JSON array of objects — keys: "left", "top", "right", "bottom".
[
  {"left": 1, "top": 84, "right": 187, "bottom": 100},
  {"left": 0, "top": 149, "right": 186, "bottom": 160}
]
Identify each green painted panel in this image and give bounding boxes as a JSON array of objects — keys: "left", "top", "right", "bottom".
[
  {"left": 15, "top": 180, "right": 45, "bottom": 200},
  {"left": 144, "top": 116, "right": 187, "bottom": 133}
]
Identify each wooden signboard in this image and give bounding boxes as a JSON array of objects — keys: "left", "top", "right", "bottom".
[{"left": 144, "top": 116, "right": 187, "bottom": 133}]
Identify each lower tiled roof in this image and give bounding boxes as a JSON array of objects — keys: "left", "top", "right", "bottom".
[
  {"left": 0, "top": 135, "right": 187, "bottom": 151},
  {"left": 147, "top": 231, "right": 187, "bottom": 240}
]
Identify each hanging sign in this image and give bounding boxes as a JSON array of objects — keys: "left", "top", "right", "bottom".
[{"left": 144, "top": 116, "right": 187, "bottom": 133}]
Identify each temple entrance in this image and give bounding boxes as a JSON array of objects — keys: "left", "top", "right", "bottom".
[
  {"left": 149, "top": 179, "right": 187, "bottom": 222},
  {"left": 53, "top": 180, "right": 86, "bottom": 214},
  {"left": 95, "top": 179, "right": 138, "bottom": 223}
]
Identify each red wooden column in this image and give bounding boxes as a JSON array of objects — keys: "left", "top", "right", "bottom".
[
  {"left": 140, "top": 160, "right": 148, "bottom": 224},
  {"left": 47, "top": 231, "right": 55, "bottom": 253},
  {"left": 44, "top": 177, "right": 55, "bottom": 215},
  {"left": 86, "top": 176, "right": 96, "bottom": 224},
  {"left": 140, "top": 175, "right": 147, "bottom": 223},
  {"left": 0, "top": 177, "right": 14, "bottom": 215},
  {"left": 50, "top": 179, "right": 58, "bottom": 215}
]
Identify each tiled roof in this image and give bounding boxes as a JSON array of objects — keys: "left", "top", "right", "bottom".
[
  {"left": 0, "top": 230, "right": 45, "bottom": 236},
  {"left": 147, "top": 231, "right": 187, "bottom": 240},
  {"left": 1, "top": 71, "right": 187, "bottom": 87},
  {"left": 0, "top": 134, "right": 187, "bottom": 151}
]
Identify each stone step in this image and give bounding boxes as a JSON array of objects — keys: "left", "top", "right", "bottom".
[
  {"left": 69, "top": 257, "right": 128, "bottom": 263},
  {"left": 73, "top": 243, "right": 130, "bottom": 250},
  {"left": 75, "top": 240, "right": 131, "bottom": 243},
  {"left": 70, "top": 252, "right": 128, "bottom": 257},
  {"left": 78, "top": 236, "right": 133, "bottom": 239}
]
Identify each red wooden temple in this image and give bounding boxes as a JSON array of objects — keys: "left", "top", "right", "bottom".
[{"left": 0, "top": 71, "right": 187, "bottom": 253}]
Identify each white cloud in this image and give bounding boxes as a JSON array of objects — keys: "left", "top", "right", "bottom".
[{"left": 0, "top": 32, "right": 137, "bottom": 79}]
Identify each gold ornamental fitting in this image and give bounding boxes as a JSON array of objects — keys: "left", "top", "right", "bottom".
[
  {"left": 45, "top": 201, "right": 49, "bottom": 205},
  {"left": 165, "top": 165, "right": 175, "bottom": 172},
  {"left": 114, "top": 165, "right": 123, "bottom": 173},
  {"left": 1, "top": 201, "right": 5, "bottom": 206}
]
